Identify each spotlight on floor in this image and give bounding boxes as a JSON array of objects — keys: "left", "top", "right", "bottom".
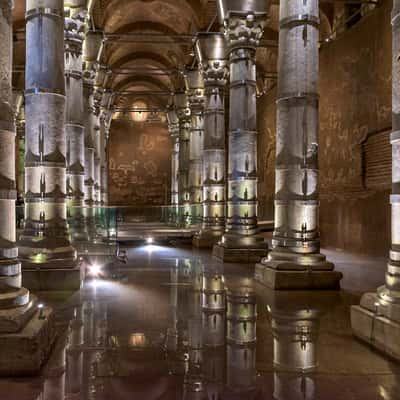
[
  {"left": 38, "top": 303, "right": 45, "bottom": 319},
  {"left": 88, "top": 263, "right": 102, "bottom": 277},
  {"left": 146, "top": 237, "right": 154, "bottom": 245}
]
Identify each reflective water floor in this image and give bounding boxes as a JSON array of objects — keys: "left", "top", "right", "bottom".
[{"left": 1, "top": 244, "right": 399, "bottom": 400}]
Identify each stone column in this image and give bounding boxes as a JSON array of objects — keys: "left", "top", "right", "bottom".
[
  {"left": 19, "top": 0, "right": 78, "bottom": 275},
  {"left": 65, "top": 7, "right": 86, "bottom": 243},
  {"left": 193, "top": 33, "right": 228, "bottom": 248},
  {"left": 14, "top": 92, "right": 25, "bottom": 203},
  {"left": 167, "top": 110, "right": 179, "bottom": 225},
  {"left": 185, "top": 69, "right": 205, "bottom": 226},
  {"left": 351, "top": 0, "right": 400, "bottom": 361},
  {"left": 255, "top": 0, "right": 342, "bottom": 289},
  {"left": 213, "top": 1, "right": 268, "bottom": 263},
  {"left": 0, "top": 0, "right": 55, "bottom": 376},
  {"left": 175, "top": 92, "right": 191, "bottom": 225},
  {"left": 99, "top": 112, "right": 108, "bottom": 205}
]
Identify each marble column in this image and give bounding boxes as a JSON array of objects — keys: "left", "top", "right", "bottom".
[
  {"left": 14, "top": 93, "right": 25, "bottom": 203},
  {"left": 19, "top": 0, "right": 77, "bottom": 273},
  {"left": 193, "top": 33, "right": 228, "bottom": 248},
  {"left": 185, "top": 69, "right": 205, "bottom": 226},
  {"left": 99, "top": 111, "right": 109, "bottom": 205},
  {"left": 65, "top": 7, "right": 86, "bottom": 243},
  {"left": 175, "top": 92, "right": 191, "bottom": 225},
  {"left": 213, "top": 0, "right": 268, "bottom": 263},
  {"left": 255, "top": 0, "right": 342, "bottom": 289},
  {"left": 351, "top": 0, "right": 400, "bottom": 361},
  {"left": 0, "top": 0, "right": 55, "bottom": 376},
  {"left": 167, "top": 110, "right": 179, "bottom": 225}
]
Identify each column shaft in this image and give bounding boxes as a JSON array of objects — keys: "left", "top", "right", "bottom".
[
  {"left": 167, "top": 110, "right": 179, "bottom": 224},
  {"left": 175, "top": 93, "right": 191, "bottom": 224},
  {"left": 185, "top": 70, "right": 205, "bottom": 225},
  {"left": 193, "top": 33, "right": 227, "bottom": 248},
  {"left": 255, "top": 0, "right": 341, "bottom": 289},
  {"left": 20, "top": 0, "right": 75, "bottom": 264},
  {"left": 214, "top": 3, "right": 268, "bottom": 261}
]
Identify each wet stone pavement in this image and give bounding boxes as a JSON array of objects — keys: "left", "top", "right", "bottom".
[{"left": 0, "top": 243, "right": 399, "bottom": 400}]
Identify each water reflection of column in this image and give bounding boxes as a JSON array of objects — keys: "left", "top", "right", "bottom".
[
  {"left": 42, "top": 335, "right": 67, "bottom": 400},
  {"left": 82, "top": 299, "right": 95, "bottom": 398},
  {"left": 167, "top": 110, "right": 180, "bottom": 224},
  {"left": 266, "top": 293, "right": 324, "bottom": 400},
  {"left": 200, "top": 269, "right": 226, "bottom": 399},
  {"left": 66, "top": 306, "right": 84, "bottom": 395},
  {"left": 193, "top": 33, "right": 228, "bottom": 248},
  {"left": 202, "top": 273, "right": 226, "bottom": 347},
  {"left": 225, "top": 288, "right": 257, "bottom": 398},
  {"left": 213, "top": 0, "right": 268, "bottom": 263},
  {"left": 166, "top": 265, "right": 179, "bottom": 352},
  {"left": 175, "top": 92, "right": 191, "bottom": 224},
  {"left": 255, "top": 0, "right": 342, "bottom": 289},
  {"left": 183, "top": 261, "right": 206, "bottom": 400},
  {"left": 185, "top": 70, "right": 205, "bottom": 225}
]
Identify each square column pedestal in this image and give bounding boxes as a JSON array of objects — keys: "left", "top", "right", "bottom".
[
  {"left": 213, "top": 236, "right": 268, "bottom": 264},
  {"left": 0, "top": 295, "right": 56, "bottom": 375},
  {"left": 254, "top": 251, "right": 342, "bottom": 290},
  {"left": 351, "top": 291, "right": 400, "bottom": 361},
  {"left": 21, "top": 261, "right": 82, "bottom": 292}
]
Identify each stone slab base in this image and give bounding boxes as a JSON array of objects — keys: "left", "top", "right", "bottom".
[
  {"left": 351, "top": 304, "right": 400, "bottom": 361},
  {"left": 74, "top": 241, "right": 117, "bottom": 256},
  {"left": 213, "top": 245, "right": 267, "bottom": 263},
  {"left": 255, "top": 263, "right": 342, "bottom": 290},
  {"left": 22, "top": 267, "right": 82, "bottom": 291},
  {"left": 192, "top": 235, "right": 220, "bottom": 249},
  {"left": 0, "top": 306, "right": 56, "bottom": 376}
]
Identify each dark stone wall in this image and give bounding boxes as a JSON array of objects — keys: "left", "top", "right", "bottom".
[
  {"left": 257, "top": 1, "right": 392, "bottom": 256},
  {"left": 108, "top": 119, "right": 171, "bottom": 206}
]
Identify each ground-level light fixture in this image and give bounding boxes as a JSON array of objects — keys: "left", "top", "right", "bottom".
[{"left": 146, "top": 237, "right": 154, "bottom": 244}]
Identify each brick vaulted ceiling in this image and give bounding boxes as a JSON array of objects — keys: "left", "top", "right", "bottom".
[{"left": 11, "top": 0, "right": 336, "bottom": 112}]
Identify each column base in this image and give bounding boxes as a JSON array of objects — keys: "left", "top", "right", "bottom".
[
  {"left": 255, "top": 249, "right": 342, "bottom": 290},
  {"left": 351, "top": 291, "right": 400, "bottom": 361},
  {"left": 74, "top": 240, "right": 117, "bottom": 256},
  {"left": 22, "top": 261, "right": 82, "bottom": 291},
  {"left": 192, "top": 230, "right": 223, "bottom": 249},
  {"left": 0, "top": 302, "right": 56, "bottom": 376},
  {"left": 212, "top": 243, "right": 267, "bottom": 264}
]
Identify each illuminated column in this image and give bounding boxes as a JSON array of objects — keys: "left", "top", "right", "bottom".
[
  {"left": 351, "top": 0, "right": 400, "bottom": 360},
  {"left": 0, "top": 0, "right": 55, "bottom": 375},
  {"left": 167, "top": 110, "right": 179, "bottom": 224},
  {"left": 14, "top": 93, "right": 25, "bottom": 202},
  {"left": 65, "top": 6, "right": 86, "bottom": 245},
  {"left": 185, "top": 69, "right": 205, "bottom": 225},
  {"left": 99, "top": 112, "right": 109, "bottom": 205},
  {"left": 255, "top": 0, "right": 342, "bottom": 289},
  {"left": 19, "top": 0, "right": 77, "bottom": 267},
  {"left": 213, "top": 1, "right": 268, "bottom": 263},
  {"left": 193, "top": 33, "right": 228, "bottom": 248},
  {"left": 225, "top": 288, "right": 257, "bottom": 398},
  {"left": 93, "top": 113, "right": 101, "bottom": 205},
  {"left": 175, "top": 92, "right": 191, "bottom": 224}
]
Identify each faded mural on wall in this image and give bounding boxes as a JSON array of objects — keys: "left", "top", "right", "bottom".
[{"left": 108, "top": 119, "right": 171, "bottom": 206}]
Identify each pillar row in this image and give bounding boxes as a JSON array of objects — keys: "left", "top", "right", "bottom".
[{"left": 19, "top": 0, "right": 76, "bottom": 264}]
